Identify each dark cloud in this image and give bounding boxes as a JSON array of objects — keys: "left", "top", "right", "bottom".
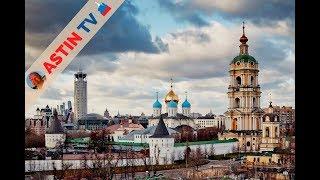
[
  {"left": 66, "top": 54, "right": 120, "bottom": 74},
  {"left": 157, "top": 0, "right": 209, "bottom": 27},
  {"left": 252, "top": 38, "right": 294, "bottom": 75},
  {"left": 157, "top": 0, "right": 294, "bottom": 28},
  {"left": 228, "top": 1, "right": 295, "bottom": 26},
  {"left": 26, "top": 0, "right": 163, "bottom": 55},
  {"left": 154, "top": 36, "right": 169, "bottom": 52}
]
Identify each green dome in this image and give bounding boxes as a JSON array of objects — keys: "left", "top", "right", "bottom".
[{"left": 231, "top": 54, "right": 257, "bottom": 64}]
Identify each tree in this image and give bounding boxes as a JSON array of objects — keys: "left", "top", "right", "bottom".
[
  {"left": 208, "top": 144, "right": 215, "bottom": 159},
  {"left": 171, "top": 150, "right": 176, "bottom": 164},
  {"left": 89, "top": 129, "right": 111, "bottom": 153},
  {"left": 56, "top": 162, "right": 73, "bottom": 179},
  {"left": 105, "top": 145, "right": 122, "bottom": 180},
  {"left": 25, "top": 132, "right": 45, "bottom": 148},
  {"left": 232, "top": 145, "right": 238, "bottom": 153},
  {"left": 80, "top": 153, "right": 90, "bottom": 178},
  {"left": 89, "top": 131, "right": 99, "bottom": 153},
  {"left": 184, "top": 146, "right": 191, "bottom": 168},
  {"left": 192, "top": 146, "right": 205, "bottom": 171},
  {"left": 141, "top": 145, "right": 150, "bottom": 172}
]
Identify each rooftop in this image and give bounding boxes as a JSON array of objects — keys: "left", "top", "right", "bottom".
[
  {"left": 79, "top": 113, "right": 107, "bottom": 121},
  {"left": 105, "top": 121, "right": 144, "bottom": 133},
  {"left": 120, "top": 125, "right": 179, "bottom": 141},
  {"left": 46, "top": 109, "right": 64, "bottom": 134},
  {"left": 150, "top": 115, "right": 171, "bottom": 138},
  {"left": 231, "top": 54, "right": 257, "bottom": 64}
]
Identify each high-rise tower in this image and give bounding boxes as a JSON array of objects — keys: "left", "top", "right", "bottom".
[
  {"left": 67, "top": 101, "right": 72, "bottom": 110},
  {"left": 74, "top": 71, "right": 87, "bottom": 121},
  {"left": 225, "top": 22, "right": 264, "bottom": 131}
]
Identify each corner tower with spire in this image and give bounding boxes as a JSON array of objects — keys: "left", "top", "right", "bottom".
[
  {"left": 225, "top": 22, "right": 263, "bottom": 131},
  {"left": 149, "top": 115, "right": 175, "bottom": 165}
]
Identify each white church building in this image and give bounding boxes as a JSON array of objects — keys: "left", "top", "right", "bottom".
[{"left": 148, "top": 81, "right": 225, "bottom": 130}]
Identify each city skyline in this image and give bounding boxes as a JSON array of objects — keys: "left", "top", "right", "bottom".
[{"left": 25, "top": 0, "right": 294, "bottom": 117}]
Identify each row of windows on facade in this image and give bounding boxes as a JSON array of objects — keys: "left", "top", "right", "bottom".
[
  {"left": 136, "top": 135, "right": 148, "bottom": 139},
  {"left": 235, "top": 61, "right": 256, "bottom": 66},
  {"left": 265, "top": 127, "right": 278, "bottom": 138},
  {"left": 251, "top": 157, "right": 279, "bottom": 164},
  {"left": 29, "top": 120, "right": 50, "bottom": 126},
  {"left": 30, "top": 120, "right": 44, "bottom": 126},
  {"left": 234, "top": 76, "right": 256, "bottom": 86},
  {"left": 234, "top": 97, "right": 257, "bottom": 108},
  {"left": 197, "top": 120, "right": 223, "bottom": 124},
  {"left": 79, "top": 125, "right": 102, "bottom": 130}
]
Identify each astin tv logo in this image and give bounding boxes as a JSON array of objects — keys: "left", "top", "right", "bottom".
[
  {"left": 95, "top": 1, "right": 112, "bottom": 16},
  {"left": 39, "top": 1, "right": 113, "bottom": 77}
]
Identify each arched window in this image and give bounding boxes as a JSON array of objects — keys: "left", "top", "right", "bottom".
[
  {"left": 251, "top": 117, "right": 254, "bottom": 129},
  {"left": 266, "top": 127, "right": 270, "bottom": 137},
  {"left": 275, "top": 127, "right": 278, "bottom": 137},
  {"left": 236, "top": 76, "right": 241, "bottom": 86},
  {"left": 232, "top": 118, "right": 237, "bottom": 130},
  {"left": 253, "top": 98, "right": 256, "bottom": 107},
  {"left": 235, "top": 98, "right": 240, "bottom": 108},
  {"left": 251, "top": 76, "right": 254, "bottom": 86},
  {"left": 247, "top": 141, "right": 250, "bottom": 146}
]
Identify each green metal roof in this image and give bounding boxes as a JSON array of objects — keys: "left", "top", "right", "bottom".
[
  {"left": 231, "top": 54, "right": 257, "bottom": 64},
  {"left": 66, "top": 137, "right": 90, "bottom": 144},
  {"left": 66, "top": 137, "right": 148, "bottom": 147},
  {"left": 111, "top": 142, "right": 149, "bottom": 147},
  {"left": 174, "top": 138, "right": 238, "bottom": 147}
]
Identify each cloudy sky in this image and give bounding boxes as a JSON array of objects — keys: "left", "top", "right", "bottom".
[{"left": 25, "top": 0, "right": 295, "bottom": 117}]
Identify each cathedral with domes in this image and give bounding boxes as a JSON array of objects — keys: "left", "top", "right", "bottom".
[
  {"left": 149, "top": 79, "right": 196, "bottom": 129},
  {"left": 148, "top": 79, "right": 223, "bottom": 130}
]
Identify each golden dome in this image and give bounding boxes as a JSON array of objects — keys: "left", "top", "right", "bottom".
[{"left": 165, "top": 90, "right": 179, "bottom": 103}]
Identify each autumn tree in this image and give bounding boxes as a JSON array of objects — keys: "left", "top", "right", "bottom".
[
  {"left": 141, "top": 145, "right": 150, "bottom": 172},
  {"left": 184, "top": 146, "right": 191, "bottom": 168},
  {"left": 209, "top": 144, "right": 215, "bottom": 157},
  {"left": 25, "top": 130, "right": 45, "bottom": 148},
  {"left": 89, "top": 129, "right": 111, "bottom": 153},
  {"left": 190, "top": 146, "right": 205, "bottom": 171}
]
